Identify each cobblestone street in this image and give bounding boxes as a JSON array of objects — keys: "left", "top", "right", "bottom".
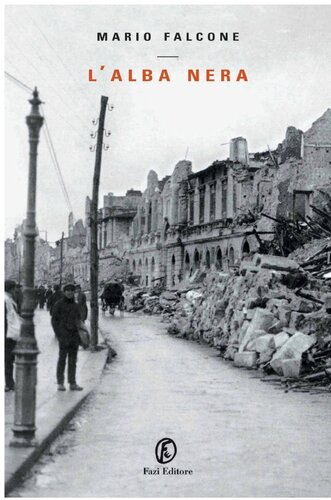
[{"left": 10, "top": 312, "right": 331, "bottom": 497}]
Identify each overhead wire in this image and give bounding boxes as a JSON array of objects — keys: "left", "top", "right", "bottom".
[
  {"left": 5, "top": 71, "right": 33, "bottom": 93},
  {"left": 5, "top": 71, "right": 74, "bottom": 216},
  {"left": 6, "top": 32, "right": 93, "bottom": 134},
  {"left": 22, "top": 7, "right": 96, "bottom": 113},
  {"left": 41, "top": 107, "right": 74, "bottom": 215},
  {"left": 5, "top": 50, "right": 89, "bottom": 144},
  {"left": 6, "top": 12, "right": 94, "bottom": 116}
]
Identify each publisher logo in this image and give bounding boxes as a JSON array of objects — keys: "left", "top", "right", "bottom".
[{"left": 155, "top": 438, "right": 177, "bottom": 464}]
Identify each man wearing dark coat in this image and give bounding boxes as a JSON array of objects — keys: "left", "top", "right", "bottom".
[
  {"left": 38, "top": 285, "right": 46, "bottom": 309},
  {"left": 45, "top": 285, "right": 53, "bottom": 311},
  {"left": 51, "top": 282, "right": 83, "bottom": 391}
]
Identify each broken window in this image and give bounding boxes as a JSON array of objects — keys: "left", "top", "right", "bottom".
[
  {"left": 233, "top": 183, "right": 237, "bottom": 214},
  {"left": 242, "top": 240, "right": 250, "bottom": 257},
  {"left": 293, "top": 190, "right": 313, "bottom": 220},
  {"left": 147, "top": 202, "right": 152, "bottom": 233},
  {"left": 141, "top": 215, "right": 145, "bottom": 232},
  {"left": 216, "top": 248, "right": 222, "bottom": 269},
  {"left": 189, "top": 191, "right": 194, "bottom": 224},
  {"left": 199, "top": 187, "right": 205, "bottom": 223},
  {"left": 210, "top": 183, "right": 216, "bottom": 222},
  {"left": 164, "top": 220, "right": 170, "bottom": 241},
  {"left": 222, "top": 179, "right": 227, "bottom": 218}
]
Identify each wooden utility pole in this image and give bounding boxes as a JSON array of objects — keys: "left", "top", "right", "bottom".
[
  {"left": 90, "top": 95, "right": 108, "bottom": 350},
  {"left": 59, "top": 232, "right": 64, "bottom": 287}
]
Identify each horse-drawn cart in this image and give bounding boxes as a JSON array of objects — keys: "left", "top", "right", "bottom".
[{"left": 100, "top": 282, "right": 125, "bottom": 316}]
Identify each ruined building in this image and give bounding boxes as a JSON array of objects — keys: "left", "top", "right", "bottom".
[
  {"left": 127, "top": 109, "right": 331, "bottom": 288},
  {"left": 6, "top": 110, "right": 329, "bottom": 290},
  {"left": 5, "top": 224, "right": 55, "bottom": 284}
]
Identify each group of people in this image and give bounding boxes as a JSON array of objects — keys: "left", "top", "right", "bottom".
[
  {"left": 35, "top": 284, "right": 66, "bottom": 313},
  {"left": 4, "top": 279, "right": 88, "bottom": 393}
]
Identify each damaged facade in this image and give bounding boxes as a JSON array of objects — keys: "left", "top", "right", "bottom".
[
  {"left": 127, "top": 109, "right": 331, "bottom": 288},
  {"left": 5, "top": 109, "right": 330, "bottom": 290},
  {"left": 5, "top": 224, "right": 55, "bottom": 284}
]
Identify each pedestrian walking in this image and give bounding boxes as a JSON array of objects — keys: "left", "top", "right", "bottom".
[
  {"left": 49, "top": 284, "right": 63, "bottom": 316},
  {"left": 4, "top": 280, "right": 21, "bottom": 392},
  {"left": 38, "top": 285, "right": 46, "bottom": 309},
  {"left": 75, "top": 284, "right": 88, "bottom": 321},
  {"left": 45, "top": 285, "right": 53, "bottom": 311},
  {"left": 51, "top": 282, "right": 83, "bottom": 391}
]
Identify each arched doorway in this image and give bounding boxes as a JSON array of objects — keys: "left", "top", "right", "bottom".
[
  {"left": 242, "top": 240, "right": 250, "bottom": 257},
  {"left": 229, "top": 247, "right": 235, "bottom": 266},
  {"left": 184, "top": 252, "right": 190, "bottom": 276},
  {"left": 171, "top": 254, "right": 176, "bottom": 286},
  {"left": 206, "top": 249, "right": 211, "bottom": 269},
  {"left": 194, "top": 249, "right": 200, "bottom": 270},
  {"left": 216, "top": 248, "right": 222, "bottom": 269}
]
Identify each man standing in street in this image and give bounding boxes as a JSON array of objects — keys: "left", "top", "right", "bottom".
[
  {"left": 51, "top": 282, "right": 83, "bottom": 392},
  {"left": 45, "top": 285, "right": 53, "bottom": 311}
]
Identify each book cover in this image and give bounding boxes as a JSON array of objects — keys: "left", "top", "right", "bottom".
[{"left": 4, "top": 2, "right": 331, "bottom": 497}]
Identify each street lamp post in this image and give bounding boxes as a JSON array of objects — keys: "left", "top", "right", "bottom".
[{"left": 10, "top": 88, "right": 44, "bottom": 447}]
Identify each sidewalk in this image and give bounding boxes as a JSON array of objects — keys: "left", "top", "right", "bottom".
[{"left": 5, "top": 309, "right": 109, "bottom": 495}]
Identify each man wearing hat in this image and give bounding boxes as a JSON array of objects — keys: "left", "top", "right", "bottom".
[{"left": 51, "top": 281, "right": 83, "bottom": 391}]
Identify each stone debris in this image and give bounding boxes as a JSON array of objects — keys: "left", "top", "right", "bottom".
[
  {"left": 269, "top": 332, "right": 316, "bottom": 376},
  {"left": 122, "top": 238, "right": 331, "bottom": 390},
  {"left": 157, "top": 250, "right": 331, "bottom": 389}
]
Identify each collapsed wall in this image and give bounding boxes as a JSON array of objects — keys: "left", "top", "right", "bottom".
[{"left": 161, "top": 252, "right": 331, "bottom": 381}]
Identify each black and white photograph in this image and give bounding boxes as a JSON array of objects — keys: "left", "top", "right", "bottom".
[{"left": 4, "top": 2, "right": 331, "bottom": 497}]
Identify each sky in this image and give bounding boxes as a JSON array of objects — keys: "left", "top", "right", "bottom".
[{"left": 4, "top": 4, "right": 331, "bottom": 243}]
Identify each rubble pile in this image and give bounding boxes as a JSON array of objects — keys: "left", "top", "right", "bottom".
[
  {"left": 124, "top": 288, "right": 148, "bottom": 312},
  {"left": 260, "top": 206, "right": 331, "bottom": 258},
  {"left": 124, "top": 286, "right": 164, "bottom": 314},
  {"left": 124, "top": 271, "right": 204, "bottom": 315},
  {"left": 163, "top": 253, "right": 331, "bottom": 386},
  {"left": 289, "top": 237, "right": 331, "bottom": 279}
]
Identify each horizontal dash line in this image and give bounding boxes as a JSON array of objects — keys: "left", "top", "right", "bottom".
[{"left": 157, "top": 55, "right": 179, "bottom": 58}]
